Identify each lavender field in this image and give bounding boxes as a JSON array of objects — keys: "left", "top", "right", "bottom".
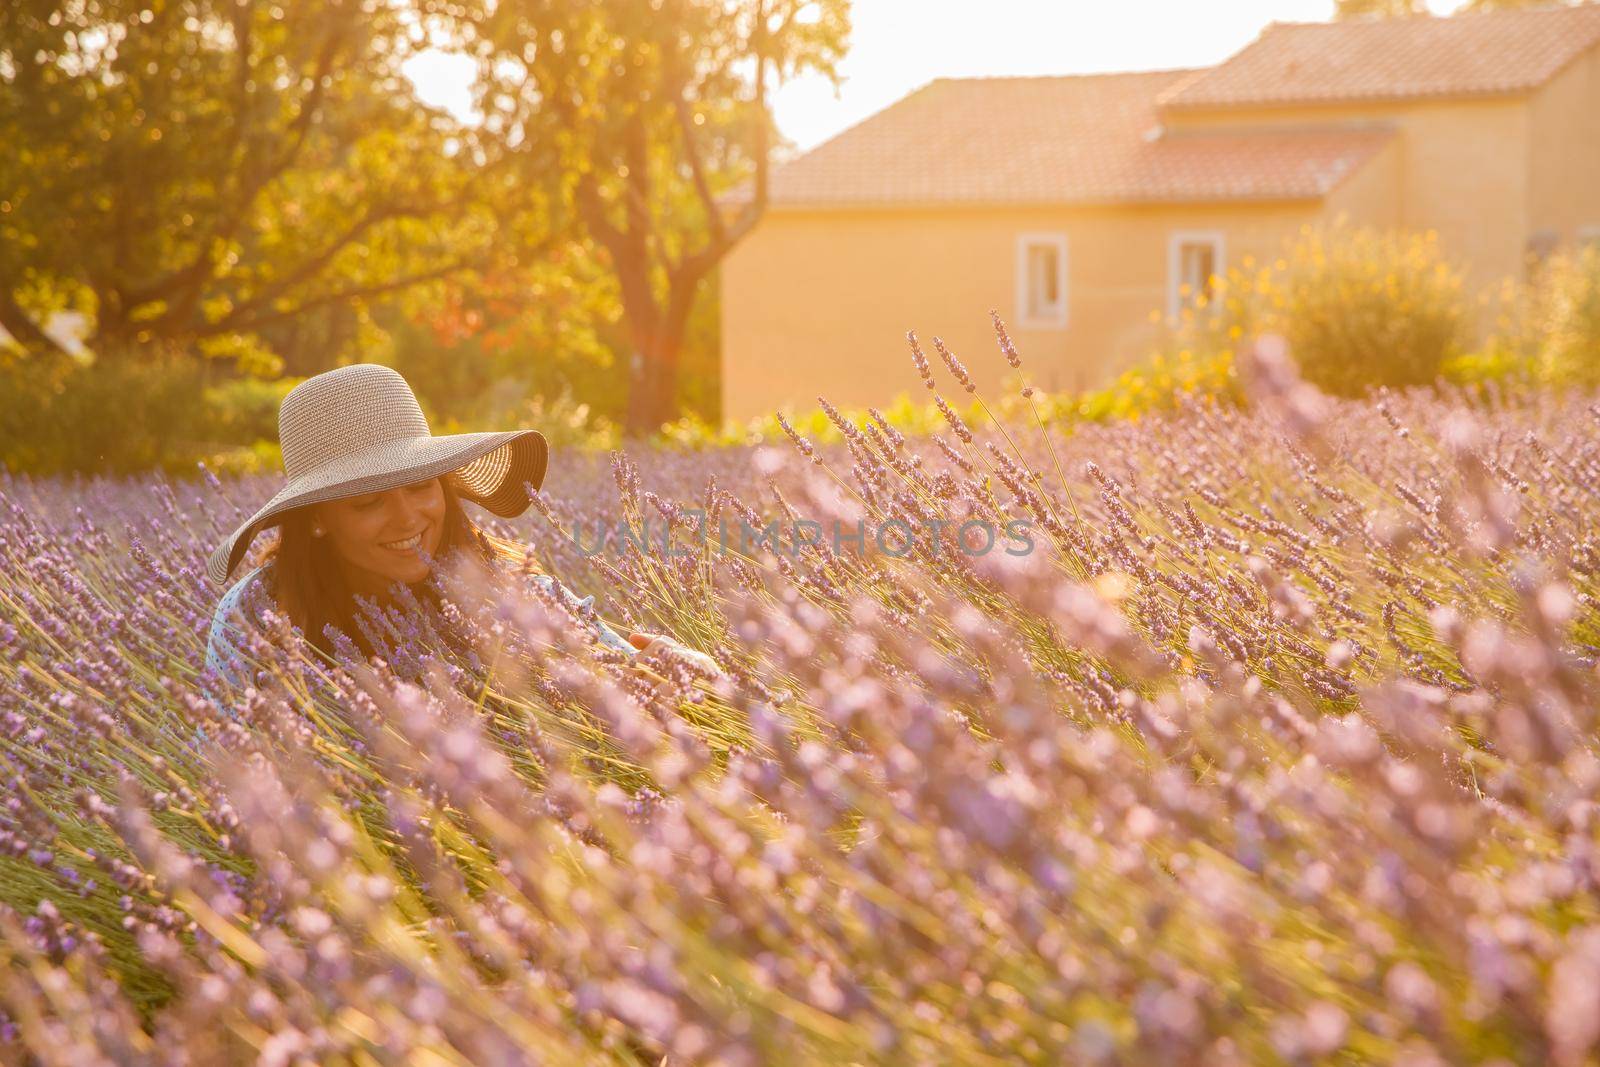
[{"left": 2, "top": 336, "right": 1598, "bottom": 1065}]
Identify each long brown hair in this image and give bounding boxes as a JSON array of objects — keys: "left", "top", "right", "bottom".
[{"left": 258, "top": 478, "right": 533, "bottom": 660}]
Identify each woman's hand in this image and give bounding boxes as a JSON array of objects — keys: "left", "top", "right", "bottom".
[{"left": 628, "top": 631, "right": 724, "bottom": 676}]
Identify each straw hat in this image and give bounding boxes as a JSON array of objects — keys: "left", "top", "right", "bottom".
[{"left": 207, "top": 363, "right": 547, "bottom": 584}]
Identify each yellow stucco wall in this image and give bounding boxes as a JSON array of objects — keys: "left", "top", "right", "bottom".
[
  {"left": 1526, "top": 48, "right": 1600, "bottom": 246},
  {"left": 1322, "top": 132, "right": 1404, "bottom": 228},
  {"left": 720, "top": 201, "right": 1323, "bottom": 423},
  {"left": 1162, "top": 97, "right": 1531, "bottom": 294}
]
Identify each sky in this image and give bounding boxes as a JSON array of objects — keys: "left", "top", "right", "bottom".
[{"left": 405, "top": 0, "right": 1461, "bottom": 155}]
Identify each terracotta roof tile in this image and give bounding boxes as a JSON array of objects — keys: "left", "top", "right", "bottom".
[
  {"left": 735, "top": 72, "right": 1395, "bottom": 207},
  {"left": 1159, "top": 3, "right": 1600, "bottom": 110}
]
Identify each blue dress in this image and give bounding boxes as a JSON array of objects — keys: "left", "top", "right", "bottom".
[{"left": 201, "top": 559, "right": 637, "bottom": 700}]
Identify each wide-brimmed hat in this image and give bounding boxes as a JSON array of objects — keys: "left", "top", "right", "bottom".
[{"left": 207, "top": 363, "right": 547, "bottom": 584}]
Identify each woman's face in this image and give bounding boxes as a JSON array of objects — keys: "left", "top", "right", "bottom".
[{"left": 312, "top": 477, "right": 447, "bottom": 590}]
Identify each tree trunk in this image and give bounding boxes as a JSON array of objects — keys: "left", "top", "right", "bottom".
[
  {"left": 619, "top": 269, "right": 701, "bottom": 439},
  {"left": 622, "top": 328, "right": 684, "bottom": 439}
]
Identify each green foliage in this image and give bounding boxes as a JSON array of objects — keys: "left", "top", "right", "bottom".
[
  {"left": 676, "top": 265, "right": 724, "bottom": 424},
  {"left": 462, "top": 0, "right": 851, "bottom": 434},
  {"left": 439, "top": 385, "right": 622, "bottom": 453},
  {"left": 384, "top": 253, "right": 628, "bottom": 427},
  {"left": 650, "top": 348, "right": 1244, "bottom": 451},
  {"left": 1335, "top": 0, "right": 1551, "bottom": 17},
  {"left": 1334, "top": 0, "right": 1426, "bottom": 18},
  {"left": 1274, "top": 225, "right": 1468, "bottom": 396},
  {"left": 0, "top": 0, "right": 850, "bottom": 464},
  {"left": 1438, "top": 345, "right": 1532, "bottom": 387},
  {"left": 650, "top": 389, "right": 991, "bottom": 450},
  {"left": 1453, "top": 0, "right": 1561, "bottom": 10},
  {"left": 0, "top": 349, "right": 217, "bottom": 475},
  {"left": 1068, "top": 349, "right": 1242, "bottom": 423},
  {"left": 199, "top": 438, "right": 285, "bottom": 478},
  {"left": 202, "top": 376, "right": 297, "bottom": 447},
  {"left": 0, "top": 0, "right": 512, "bottom": 366},
  {"left": 1146, "top": 224, "right": 1468, "bottom": 400},
  {"left": 1448, "top": 243, "right": 1600, "bottom": 388},
  {"left": 1536, "top": 243, "right": 1600, "bottom": 386}
]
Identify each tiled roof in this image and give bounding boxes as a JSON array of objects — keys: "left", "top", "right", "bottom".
[
  {"left": 1159, "top": 3, "right": 1600, "bottom": 110},
  {"left": 734, "top": 72, "right": 1395, "bottom": 207}
]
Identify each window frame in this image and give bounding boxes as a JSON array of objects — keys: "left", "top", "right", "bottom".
[
  {"left": 1014, "top": 233, "right": 1070, "bottom": 330},
  {"left": 1167, "top": 230, "right": 1227, "bottom": 322}
]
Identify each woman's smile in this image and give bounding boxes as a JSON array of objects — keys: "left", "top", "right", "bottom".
[{"left": 380, "top": 529, "right": 428, "bottom": 552}]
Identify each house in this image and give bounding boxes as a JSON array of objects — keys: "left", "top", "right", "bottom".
[{"left": 719, "top": 3, "right": 1600, "bottom": 422}]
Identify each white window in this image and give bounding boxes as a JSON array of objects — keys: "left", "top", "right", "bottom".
[
  {"left": 1167, "top": 231, "right": 1226, "bottom": 321},
  {"left": 1015, "top": 234, "right": 1068, "bottom": 329}
]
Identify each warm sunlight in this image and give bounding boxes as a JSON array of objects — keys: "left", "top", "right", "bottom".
[
  {"left": 10, "top": 0, "right": 1600, "bottom": 1059},
  {"left": 404, "top": 0, "right": 1461, "bottom": 150},
  {"left": 404, "top": 47, "right": 478, "bottom": 121}
]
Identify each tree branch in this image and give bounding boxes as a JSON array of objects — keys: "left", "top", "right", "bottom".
[
  {"left": 123, "top": 14, "right": 353, "bottom": 312},
  {"left": 671, "top": 83, "right": 727, "bottom": 245},
  {"left": 574, "top": 171, "right": 627, "bottom": 259},
  {"left": 678, "top": 3, "right": 772, "bottom": 269},
  {"left": 727, "top": 7, "right": 772, "bottom": 243},
  {"left": 195, "top": 260, "right": 481, "bottom": 338},
  {"left": 205, "top": 203, "right": 413, "bottom": 332}
]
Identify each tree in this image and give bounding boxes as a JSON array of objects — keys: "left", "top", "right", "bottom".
[
  {"left": 457, "top": 0, "right": 849, "bottom": 437},
  {"left": 1333, "top": 0, "right": 1427, "bottom": 17},
  {"left": 1336, "top": 0, "right": 1574, "bottom": 15},
  {"left": 1454, "top": 0, "right": 1577, "bottom": 9},
  {"left": 0, "top": 0, "right": 512, "bottom": 373}
]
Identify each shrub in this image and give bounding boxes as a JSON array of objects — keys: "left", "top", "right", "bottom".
[
  {"left": 202, "top": 375, "right": 297, "bottom": 447},
  {"left": 1071, "top": 347, "right": 1241, "bottom": 423},
  {"left": 1535, "top": 243, "right": 1600, "bottom": 386},
  {"left": 1448, "top": 243, "right": 1600, "bottom": 389},
  {"left": 1274, "top": 225, "right": 1468, "bottom": 395},
  {"left": 652, "top": 388, "right": 990, "bottom": 450},
  {"left": 1145, "top": 223, "right": 1469, "bottom": 400},
  {"left": 0, "top": 347, "right": 221, "bottom": 475},
  {"left": 437, "top": 381, "right": 623, "bottom": 452}
]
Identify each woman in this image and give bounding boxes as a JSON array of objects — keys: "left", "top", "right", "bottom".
[{"left": 202, "top": 362, "right": 714, "bottom": 696}]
